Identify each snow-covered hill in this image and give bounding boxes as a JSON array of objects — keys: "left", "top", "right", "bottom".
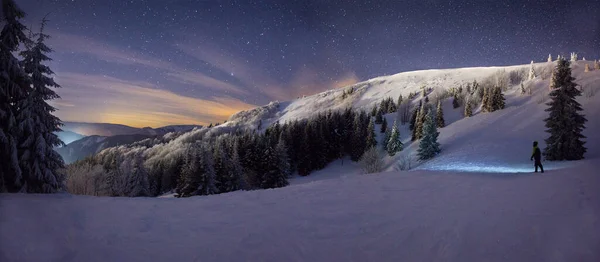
[{"left": 2, "top": 60, "right": 600, "bottom": 261}]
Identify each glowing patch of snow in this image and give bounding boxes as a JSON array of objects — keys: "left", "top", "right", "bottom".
[{"left": 413, "top": 161, "right": 573, "bottom": 173}]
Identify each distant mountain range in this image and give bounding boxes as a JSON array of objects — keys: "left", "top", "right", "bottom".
[
  {"left": 55, "top": 122, "right": 201, "bottom": 164},
  {"left": 61, "top": 122, "right": 202, "bottom": 137}
]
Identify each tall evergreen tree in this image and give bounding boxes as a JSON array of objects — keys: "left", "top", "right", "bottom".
[
  {"left": 197, "top": 145, "right": 218, "bottom": 195},
  {"left": 16, "top": 18, "right": 65, "bottom": 193},
  {"left": 366, "top": 118, "right": 377, "bottom": 149},
  {"left": 176, "top": 145, "right": 201, "bottom": 197},
  {"left": 124, "top": 153, "right": 149, "bottom": 197},
  {"left": 413, "top": 102, "right": 428, "bottom": 141},
  {"left": 0, "top": 0, "right": 32, "bottom": 192},
  {"left": 482, "top": 87, "right": 491, "bottom": 112},
  {"left": 464, "top": 100, "right": 473, "bottom": 117},
  {"left": 397, "top": 94, "right": 403, "bottom": 108},
  {"left": 491, "top": 86, "right": 505, "bottom": 111},
  {"left": 370, "top": 105, "right": 377, "bottom": 116},
  {"left": 380, "top": 117, "right": 388, "bottom": 133},
  {"left": 417, "top": 111, "right": 441, "bottom": 160},
  {"left": 261, "top": 136, "right": 290, "bottom": 189},
  {"left": 386, "top": 120, "right": 403, "bottom": 156},
  {"left": 409, "top": 101, "right": 420, "bottom": 132},
  {"left": 543, "top": 58, "right": 587, "bottom": 160},
  {"left": 229, "top": 137, "right": 247, "bottom": 190},
  {"left": 436, "top": 100, "right": 445, "bottom": 128},
  {"left": 375, "top": 107, "right": 383, "bottom": 124},
  {"left": 452, "top": 93, "right": 460, "bottom": 108},
  {"left": 382, "top": 126, "right": 391, "bottom": 151}
]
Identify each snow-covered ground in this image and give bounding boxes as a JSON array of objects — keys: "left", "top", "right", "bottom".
[
  {"left": 2, "top": 60, "right": 600, "bottom": 261},
  {"left": 2, "top": 161, "right": 599, "bottom": 262}
]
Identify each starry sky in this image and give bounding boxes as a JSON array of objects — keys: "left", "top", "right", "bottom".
[{"left": 16, "top": 0, "right": 600, "bottom": 127}]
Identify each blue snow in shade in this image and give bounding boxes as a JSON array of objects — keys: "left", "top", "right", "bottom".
[{"left": 413, "top": 161, "right": 572, "bottom": 174}]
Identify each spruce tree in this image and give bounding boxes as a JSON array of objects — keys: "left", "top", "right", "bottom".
[
  {"left": 387, "top": 120, "right": 403, "bottom": 156},
  {"left": 414, "top": 102, "right": 428, "bottom": 140},
  {"left": 528, "top": 61, "right": 536, "bottom": 80},
  {"left": 543, "top": 58, "right": 587, "bottom": 160},
  {"left": 482, "top": 87, "right": 491, "bottom": 112},
  {"left": 409, "top": 101, "right": 421, "bottom": 131},
  {"left": 16, "top": 18, "right": 65, "bottom": 193},
  {"left": 366, "top": 118, "right": 377, "bottom": 149},
  {"left": 397, "top": 94, "right": 403, "bottom": 108},
  {"left": 464, "top": 100, "right": 473, "bottom": 117},
  {"left": 261, "top": 136, "right": 289, "bottom": 189},
  {"left": 0, "top": 0, "right": 32, "bottom": 192},
  {"left": 375, "top": 107, "right": 383, "bottom": 124},
  {"left": 452, "top": 93, "right": 460, "bottom": 108},
  {"left": 371, "top": 105, "right": 377, "bottom": 117},
  {"left": 197, "top": 145, "right": 218, "bottom": 195},
  {"left": 417, "top": 111, "right": 441, "bottom": 160},
  {"left": 230, "top": 137, "right": 247, "bottom": 190},
  {"left": 124, "top": 153, "right": 149, "bottom": 197},
  {"left": 176, "top": 145, "right": 200, "bottom": 197},
  {"left": 380, "top": 117, "right": 388, "bottom": 133},
  {"left": 383, "top": 126, "right": 391, "bottom": 151},
  {"left": 436, "top": 100, "right": 445, "bottom": 128},
  {"left": 493, "top": 86, "right": 505, "bottom": 110}
]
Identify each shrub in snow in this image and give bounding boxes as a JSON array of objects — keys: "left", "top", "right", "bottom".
[
  {"left": 544, "top": 58, "right": 587, "bottom": 161},
  {"left": 396, "top": 154, "right": 413, "bottom": 171},
  {"left": 417, "top": 111, "right": 441, "bottom": 160},
  {"left": 359, "top": 147, "right": 383, "bottom": 174}
]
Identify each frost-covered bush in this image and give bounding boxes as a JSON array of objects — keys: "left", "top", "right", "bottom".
[
  {"left": 360, "top": 147, "right": 384, "bottom": 174},
  {"left": 65, "top": 159, "right": 106, "bottom": 196}
]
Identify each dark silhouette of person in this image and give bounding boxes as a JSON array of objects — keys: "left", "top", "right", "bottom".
[{"left": 530, "top": 141, "right": 544, "bottom": 173}]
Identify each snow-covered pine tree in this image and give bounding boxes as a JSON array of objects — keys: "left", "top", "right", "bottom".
[
  {"left": 212, "top": 138, "right": 229, "bottom": 192},
  {"left": 464, "top": 100, "right": 473, "bottom": 117},
  {"left": 380, "top": 117, "right": 388, "bottom": 133},
  {"left": 260, "top": 136, "right": 289, "bottom": 189},
  {"left": 452, "top": 93, "right": 460, "bottom": 108},
  {"left": 409, "top": 102, "right": 419, "bottom": 131},
  {"left": 366, "top": 118, "right": 377, "bottom": 149},
  {"left": 417, "top": 110, "right": 441, "bottom": 160},
  {"left": 0, "top": 0, "right": 32, "bottom": 193},
  {"left": 386, "top": 120, "right": 403, "bottom": 156},
  {"left": 375, "top": 107, "right": 383, "bottom": 124},
  {"left": 176, "top": 145, "right": 200, "bottom": 197},
  {"left": 481, "top": 87, "right": 491, "bottom": 112},
  {"left": 397, "top": 94, "right": 403, "bottom": 108},
  {"left": 414, "top": 102, "right": 428, "bottom": 140},
  {"left": 371, "top": 105, "right": 377, "bottom": 116},
  {"left": 548, "top": 54, "right": 552, "bottom": 62},
  {"left": 124, "top": 153, "right": 150, "bottom": 197},
  {"left": 382, "top": 126, "right": 391, "bottom": 151},
  {"left": 197, "top": 144, "right": 218, "bottom": 195},
  {"left": 229, "top": 137, "right": 247, "bottom": 189},
  {"left": 436, "top": 100, "right": 445, "bottom": 128},
  {"left": 543, "top": 58, "right": 587, "bottom": 161},
  {"left": 17, "top": 18, "right": 65, "bottom": 193},
  {"left": 528, "top": 61, "right": 536, "bottom": 80},
  {"left": 491, "top": 86, "right": 505, "bottom": 111},
  {"left": 570, "top": 52, "right": 577, "bottom": 62}
]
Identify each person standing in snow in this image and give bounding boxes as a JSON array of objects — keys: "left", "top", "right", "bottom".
[{"left": 530, "top": 141, "right": 544, "bottom": 173}]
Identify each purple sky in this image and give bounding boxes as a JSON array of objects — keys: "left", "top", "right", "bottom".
[{"left": 16, "top": 0, "right": 600, "bottom": 127}]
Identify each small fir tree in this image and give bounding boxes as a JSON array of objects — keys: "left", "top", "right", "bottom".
[
  {"left": 452, "top": 93, "right": 460, "bottom": 108},
  {"left": 375, "top": 107, "right": 384, "bottom": 124},
  {"left": 482, "top": 87, "right": 491, "bottom": 112},
  {"left": 528, "top": 60, "right": 536, "bottom": 80},
  {"left": 543, "top": 58, "right": 587, "bottom": 160},
  {"left": 386, "top": 121, "right": 403, "bottom": 156},
  {"left": 436, "top": 100, "right": 445, "bottom": 128},
  {"left": 397, "top": 94, "right": 403, "bottom": 108},
  {"left": 380, "top": 117, "right": 388, "bottom": 133},
  {"left": 383, "top": 127, "right": 391, "bottom": 151},
  {"left": 491, "top": 86, "right": 505, "bottom": 111},
  {"left": 417, "top": 111, "right": 441, "bottom": 160},
  {"left": 366, "top": 118, "right": 377, "bottom": 149},
  {"left": 371, "top": 105, "right": 377, "bottom": 116}
]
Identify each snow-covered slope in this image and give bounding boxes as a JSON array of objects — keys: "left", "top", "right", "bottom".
[
  {"left": 2, "top": 60, "right": 600, "bottom": 261},
  {"left": 2, "top": 160, "right": 599, "bottom": 261}
]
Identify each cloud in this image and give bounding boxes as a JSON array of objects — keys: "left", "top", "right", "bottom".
[
  {"left": 49, "top": 32, "right": 251, "bottom": 99},
  {"left": 51, "top": 73, "right": 257, "bottom": 128},
  {"left": 176, "top": 43, "right": 291, "bottom": 101},
  {"left": 166, "top": 71, "right": 249, "bottom": 96},
  {"left": 177, "top": 43, "right": 361, "bottom": 101}
]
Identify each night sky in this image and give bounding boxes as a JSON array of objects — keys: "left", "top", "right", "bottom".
[{"left": 17, "top": 0, "right": 600, "bottom": 127}]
